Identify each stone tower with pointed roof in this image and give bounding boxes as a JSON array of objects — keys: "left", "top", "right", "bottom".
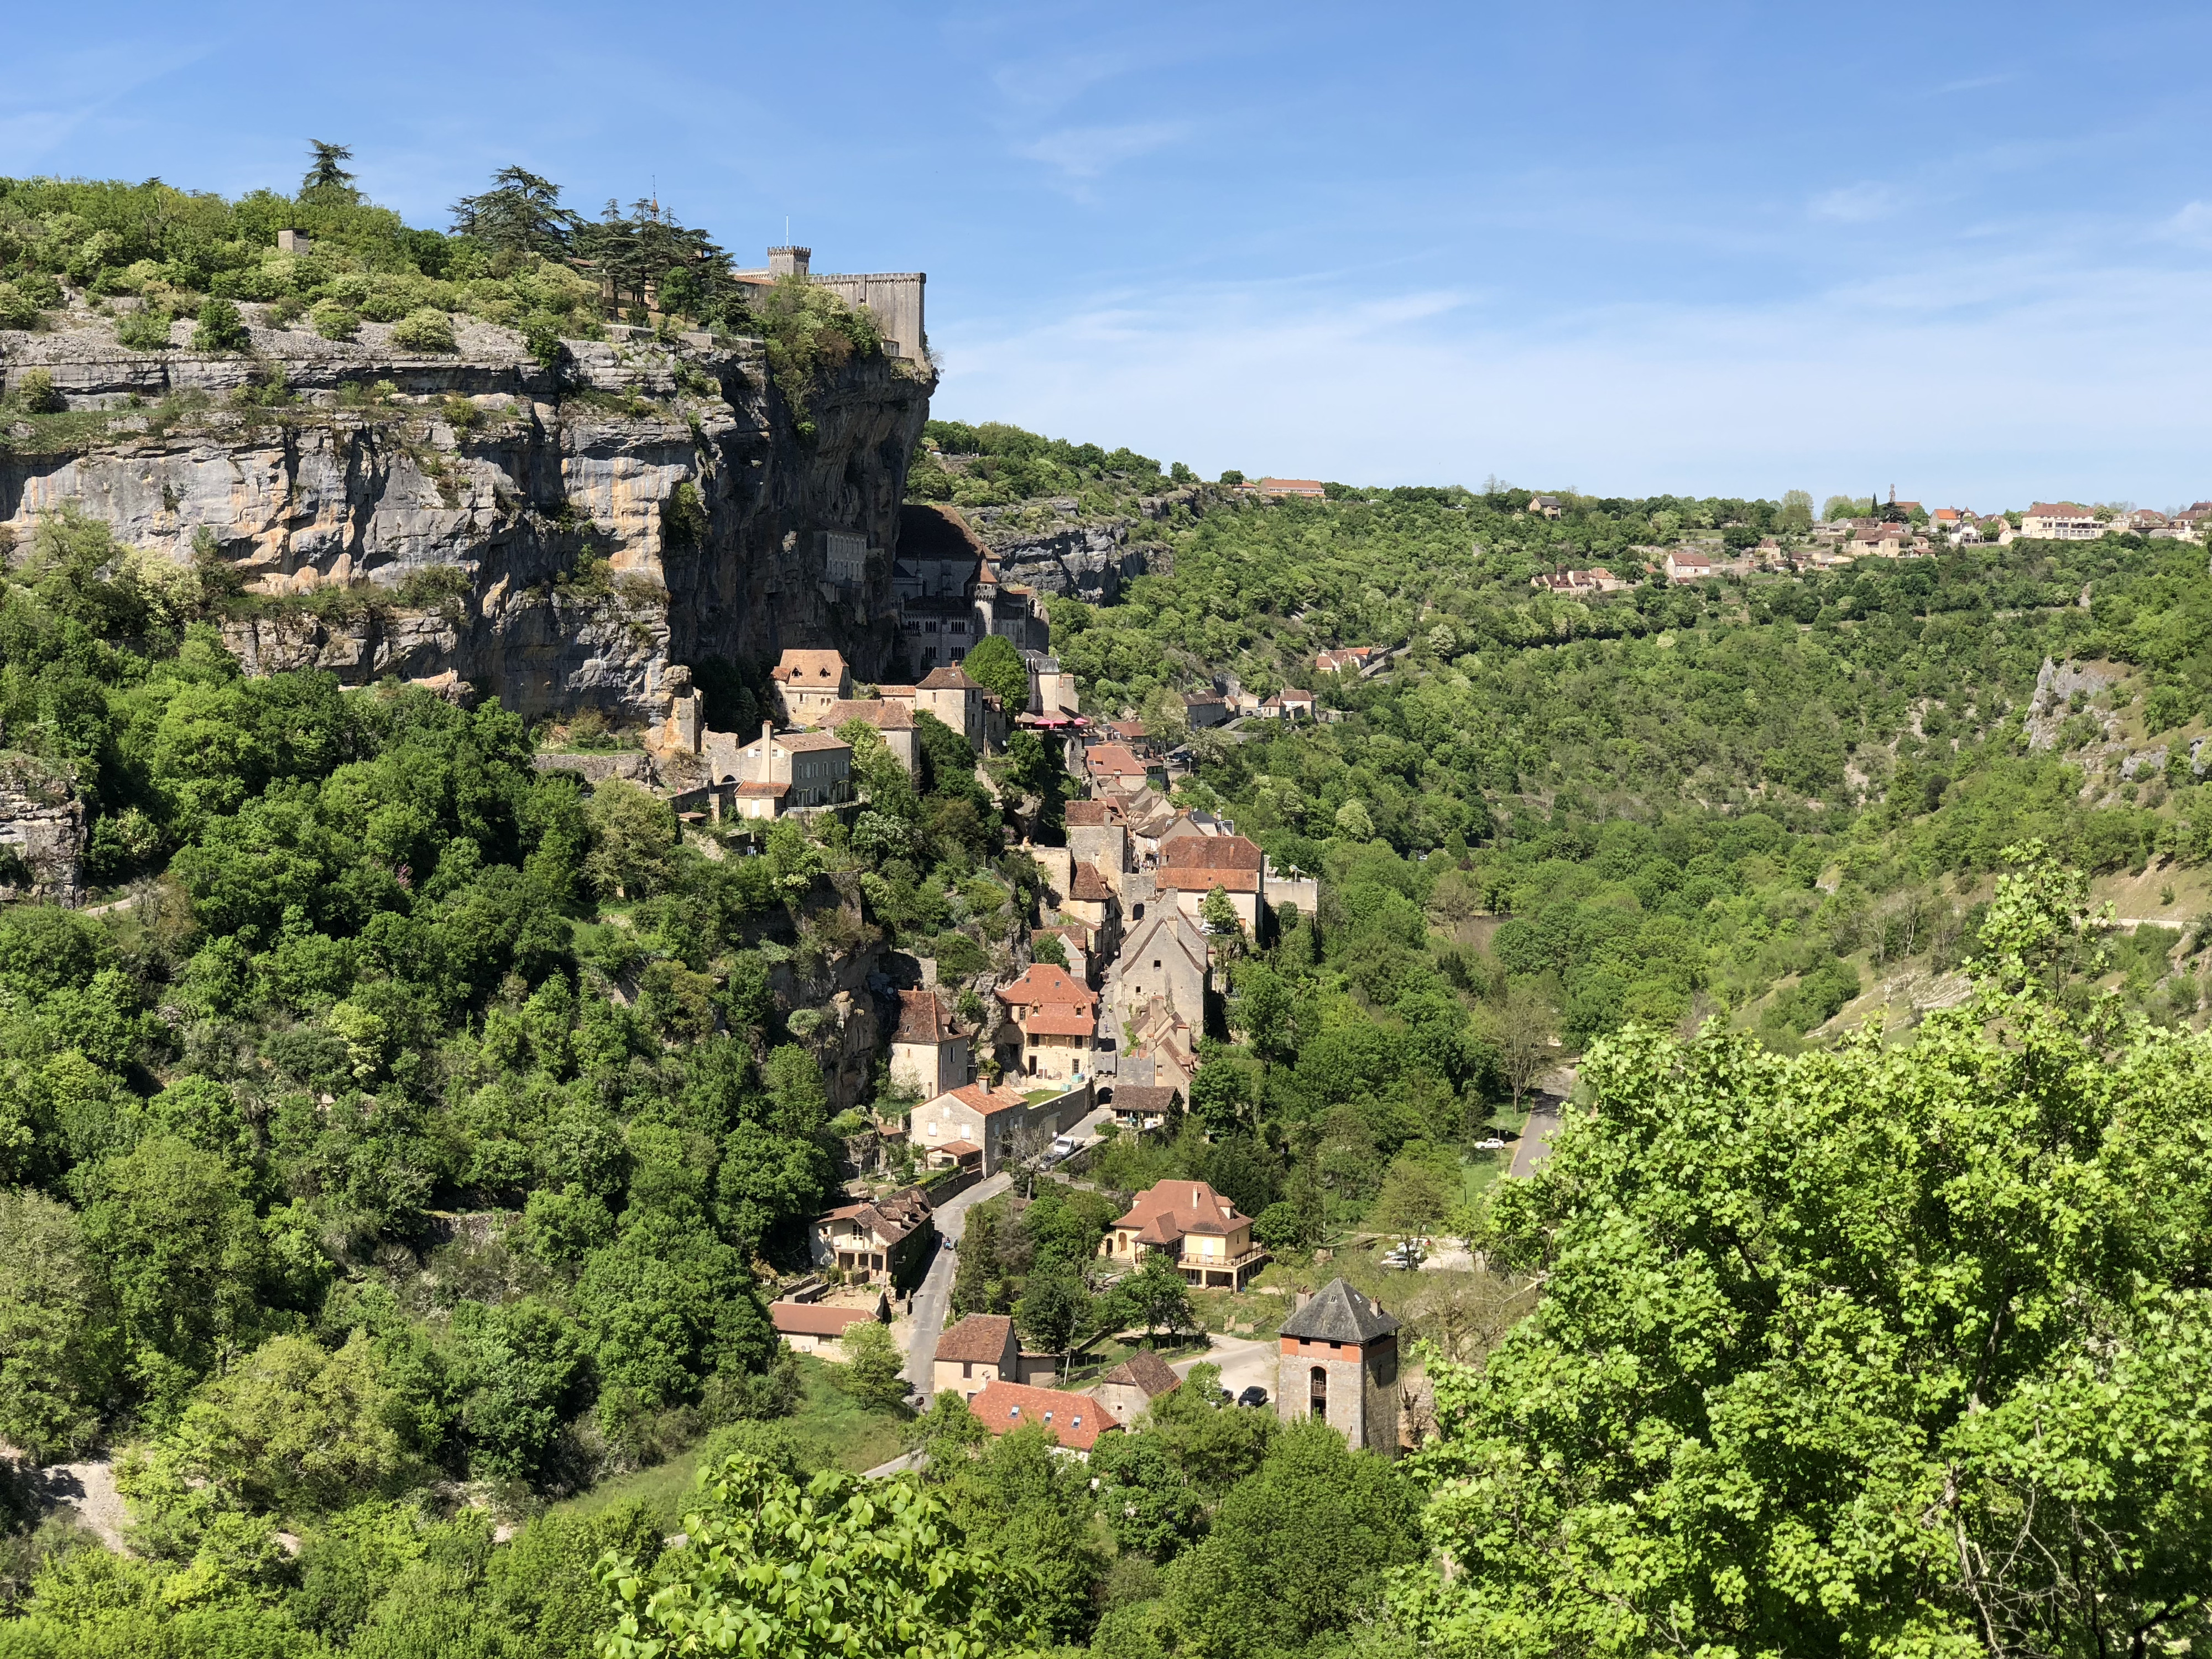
[{"left": 1276, "top": 1278, "right": 1400, "bottom": 1457}]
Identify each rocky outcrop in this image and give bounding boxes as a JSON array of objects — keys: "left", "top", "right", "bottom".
[
  {"left": 959, "top": 484, "right": 1219, "bottom": 603},
  {"left": 0, "top": 310, "right": 933, "bottom": 724},
  {"left": 0, "top": 754, "right": 85, "bottom": 905},
  {"left": 2022, "top": 657, "right": 2125, "bottom": 753}
]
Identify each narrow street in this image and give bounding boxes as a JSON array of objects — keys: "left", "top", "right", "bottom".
[
  {"left": 1510, "top": 1102, "right": 1562, "bottom": 1180},
  {"left": 899, "top": 1100, "right": 1117, "bottom": 1397}
]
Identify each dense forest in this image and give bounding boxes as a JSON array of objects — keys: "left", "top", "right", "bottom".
[{"left": 1, "top": 143, "right": 2209, "bottom": 1652}]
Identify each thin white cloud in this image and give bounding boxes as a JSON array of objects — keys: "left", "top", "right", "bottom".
[
  {"left": 2160, "top": 200, "right": 2212, "bottom": 247},
  {"left": 1017, "top": 120, "right": 1191, "bottom": 180},
  {"left": 1808, "top": 181, "right": 1901, "bottom": 224},
  {"left": 931, "top": 248, "right": 2210, "bottom": 505}
]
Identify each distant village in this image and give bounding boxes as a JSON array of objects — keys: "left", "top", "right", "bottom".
[{"left": 1528, "top": 493, "right": 2212, "bottom": 595}]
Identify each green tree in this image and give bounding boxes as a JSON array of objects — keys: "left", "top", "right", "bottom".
[
  {"left": 1014, "top": 1266, "right": 1090, "bottom": 1363},
  {"left": 1161, "top": 1417, "right": 1421, "bottom": 1658},
  {"left": 301, "top": 140, "right": 357, "bottom": 198},
  {"left": 1392, "top": 916, "right": 2212, "bottom": 1658},
  {"left": 0, "top": 1190, "right": 119, "bottom": 1460},
  {"left": 79, "top": 1134, "right": 269, "bottom": 1418},
  {"left": 1370, "top": 1154, "right": 1449, "bottom": 1241},
  {"left": 581, "top": 778, "right": 677, "bottom": 899},
  {"left": 959, "top": 634, "right": 1030, "bottom": 713},
  {"left": 597, "top": 1453, "right": 1043, "bottom": 1658},
  {"left": 837, "top": 1319, "right": 909, "bottom": 1410},
  {"left": 1118, "top": 1253, "right": 1198, "bottom": 1343}
]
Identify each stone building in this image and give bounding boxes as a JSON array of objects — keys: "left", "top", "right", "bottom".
[
  {"left": 1276, "top": 1280, "right": 1401, "bottom": 1458},
  {"left": 932, "top": 1313, "right": 1019, "bottom": 1399},
  {"left": 705, "top": 722, "right": 853, "bottom": 816},
  {"left": 1087, "top": 1349, "right": 1182, "bottom": 1427},
  {"left": 913, "top": 1078, "right": 1078, "bottom": 1176},
  {"left": 808, "top": 1186, "right": 935, "bottom": 1289},
  {"left": 771, "top": 649, "right": 852, "bottom": 723},
  {"left": 889, "top": 989, "right": 972, "bottom": 1099},
  {"left": 1110, "top": 909, "right": 1209, "bottom": 1035},
  {"left": 816, "top": 697, "right": 920, "bottom": 776}
]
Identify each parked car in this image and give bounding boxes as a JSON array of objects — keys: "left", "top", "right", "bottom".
[
  {"left": 1383, "top": 1241, "right": 1425, "bottom": 1269},
  {"left": 1237, "top": 1385, "right": 1269, "bottom": 1409},
  {"left": 1474, "top": 1136, "right": 1507, "bottom": 1150}
]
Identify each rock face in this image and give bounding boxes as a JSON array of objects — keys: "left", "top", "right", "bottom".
[
  {"left": 2022, "top": 657, "right": 2125, "bottom": 753},
  {"left": 0, "top": 753, "right": 86, "bottom": 906},
  {"left": 963, "top": 486, "right": 1209, "bottom": 602},
  {"left": 0, "top": 312, "right": 933, "bottom": 723}
]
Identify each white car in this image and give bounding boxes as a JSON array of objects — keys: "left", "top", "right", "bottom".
[{"left": 1475, "top": 1137, "right": 1507, "bottom": 1150}]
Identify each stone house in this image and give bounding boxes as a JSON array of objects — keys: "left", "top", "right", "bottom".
[
  {"left": 1663, "top": 549, "right": 1714, "bottom": 582},
  {"left": 1181, "top": 690, "right": 1230, "bottom": 728},
  {"left": 889, "top": 989, "right": 973, "bottom": 1099},
  {"left": 769, "top": 1300, "right": 884, "bottom": 1357},
  {"left": 771, "top": 649, "right": 852, "bottom": 722},
  {"left": 998, "top": 964, "right": 1101, "bottom": 1088},
  {"left": 1110, "top": 909, "right": 1209, "bottom": 1034},
  {"left": 1065, "top": 800, "right": 1130, "bottom": 889},
  {"left": 706, "top": 722, "right": 853, "bottom": 815},
  {"left": 1101, "top": 1179, "right": 1268, "bottom": 1290},
  {"left": 1108, "top": 1083, "right": 1182, "bottom": 1134},
  {"left": 808, "top": 1186, "right": 935, "bottom": 1289},
  {"left": 1277, "top": 1280, "right": 1401, "bottom": 1458},
  {"left": 1062, "top": 863, "right": 1121, "bottom": 960},
  {"left": 932, "top": 1313, "right": 1019, "bottom": 1399},
  {"left": 1083, "top": 742, "right": 1151, "bottom": 791},
  {"left": 1087, "top": 1349, "right": 1182, "bottom": 1427},
  {"left": 1155, "top": 831, "right": 1267, "bottom": 933},
  {"left": 2022, "top": 502, "right": 2101, "bottom": 540},
  {"left": 914, "top": 1079, "right": 1077, "bottom": 1175}
]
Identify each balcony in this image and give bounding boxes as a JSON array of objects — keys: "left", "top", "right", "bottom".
[{"left": 1175, "top": 1244, "right": 1270, "bottom": 1288}]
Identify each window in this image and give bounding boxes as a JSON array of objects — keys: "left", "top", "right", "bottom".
[{"left": 963, "top": 1361, "right": 973, "bottom": 1379}]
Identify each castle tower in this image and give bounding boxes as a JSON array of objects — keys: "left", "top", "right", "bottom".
[
  {"left": 768, "top": 245, "right": 812, "bottom": 279},
  {"left": 1276, "top": 1278, "right": 1400, "bottom": 1457}
]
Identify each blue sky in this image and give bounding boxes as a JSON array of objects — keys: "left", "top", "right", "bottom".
[{"left": 5, "top": 1, "right": 2206, "bottom": 506}]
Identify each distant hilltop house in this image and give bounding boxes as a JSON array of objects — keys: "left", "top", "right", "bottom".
[
  {"left": 1315, "top": 646, "right": 1376, "bottom": 674},
  {"left": 1663, "top": 549, "right": 1714, "bottom": 583},
  {"left": 2021, "top": 503, "right": 2101, "bottom": 540},
  {"left": 1532, "top": 568, "right": 1629, "bottom": 596},
  {"left": 728, "top": 244, "right": 926, "bottom": 362},
  {"left": 1240, "top": 477, "right": 1328, "bottom": 499},
  {"left": 1181, "top": 689, "right": 1230, "bottom": 728},
  {"left": 1525, "top": 494, "right": 1564, "bottom": 518}
]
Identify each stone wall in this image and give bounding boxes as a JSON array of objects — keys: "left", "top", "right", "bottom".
[{"left": 0, "top": 753, "right": 85, "bottom": 906}]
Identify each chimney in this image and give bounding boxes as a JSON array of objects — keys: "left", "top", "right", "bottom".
[{"left": 761, "top": 719, "right": 772, "bottom": 747}]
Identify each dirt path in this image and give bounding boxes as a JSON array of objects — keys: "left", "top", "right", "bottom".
[{"left": 35, "top": 1458, "right": 125, "bottom": 1550}]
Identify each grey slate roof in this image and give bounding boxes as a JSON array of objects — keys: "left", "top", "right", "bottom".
[{"left": 1277, "top": 1279, "right": 1400, "bottom": 1345}]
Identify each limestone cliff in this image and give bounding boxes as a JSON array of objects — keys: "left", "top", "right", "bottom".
[
  {"left": 0, "top": 307, "right": 933, "bottom": 723},
  {"left": 961, "top": 484, "right": 1212, "bottom": 601}
]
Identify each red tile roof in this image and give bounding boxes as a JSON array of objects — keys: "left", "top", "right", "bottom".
[
  {"left": 1155, "top": 867, "right": 1260, "bottom": 894},
  {"left": 1021, "top": 1006, "right": 1095, "bottom": 1037},
  {"left": 2028, "top": 502, "right": 2091, "bottom": 517},
  {"left": 770, "top": 1303, "right": 880, "bottom": 1338},
  {"left": 919, "top": 665, "right": 985, "bottom": 691},
  {"left": 734, "top": 781, "right": 789, "bottom": 797},
  {"left": 942, "top": 1081, "right": 1040, "bottom": 1117},
  {"left": 1069, "top": 863, "right": 1114, "bottom": 902},
  {"left": 1114, "top": 1179, "right": 1251, "bottom": 1244},
  {"left": 972, "top": 1380, "right": 1120, "bottom": 1451},
  {"left": 998, "top": 963, "right": 1099, "bottom": 1008},
  {"left": 1161, "top": 834, "right": 1263, "bottom": 872},
  {"left": 822, "top": 698, "right": 917, "bottom": 731},
  {"left": 935, "top": 1313, "right": 1016, "bottom": 1364},
  {"left": 773, "top": 649, "right": 848, "bottom": 684},
  {"left": 894, "top": 989, "right": 968, "bottom": 1045},
  {"left": 1064, "top": 801, "right": 1123, "bottom": 827},
  {"left": 1086, "top": 743, "right": 1149, "bottom": 778},
  {"left": 1097, "top": 1349, "right": 1183, "bottom": 1400}
]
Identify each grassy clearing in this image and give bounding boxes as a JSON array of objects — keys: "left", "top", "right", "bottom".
[{"left": 554, "top": 1356, "right": 912, "bottom": 1528}]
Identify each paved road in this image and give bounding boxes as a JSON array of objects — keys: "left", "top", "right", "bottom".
[
  {"left": 901, "top": 1172, "right": 1011, "bottom": 1395},
  {"left": 1510, "top": 1103, "right": 1562, "bottom": 1181},
  {"left": 1172, "top": 1333, "right": 1277, "bottom": 1406},
  {"left": 899, "top": 1102, "right": 1117, "bottom": 1398}
]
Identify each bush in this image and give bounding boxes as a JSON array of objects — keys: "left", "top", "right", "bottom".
[
  {"left": 0, "top": 283, "right": 39, "bottom": 331},
  {"left": 309, "top": 300, "right": 359, "bottom": 341},
  {"left": 191, "top": 297, "right": 248, "bottom": 353},
  {"left": 11, "top": 369, "right": 61, "bottom": 415},
  {"left": 390, "top": 308, "right": 457, "bottom": 353},
  {"left": 115, "top": 305, "right": 174, "bottom": 351}
]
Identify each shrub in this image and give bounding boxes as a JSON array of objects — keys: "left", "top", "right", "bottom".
[
  {"left": 521, "top": 311, "right": 566, "bottom": 372},
  {"left": 0, "top": 283, "right": 39, "bottom": 330},
  {"left": 191, "top": 297, "right": 248, "bottom": 353},
  {"left": 391, "top": 307, "right": 457, "bottom": 353},
  {"left": 115, "top": 305, "right": 174, "bottom": 351},
  {"left": 11, "top": 369, "right": 61, "bottom": 415},
  {"left": 309, "top": 300, "right": 359, "bottom": 341}
]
